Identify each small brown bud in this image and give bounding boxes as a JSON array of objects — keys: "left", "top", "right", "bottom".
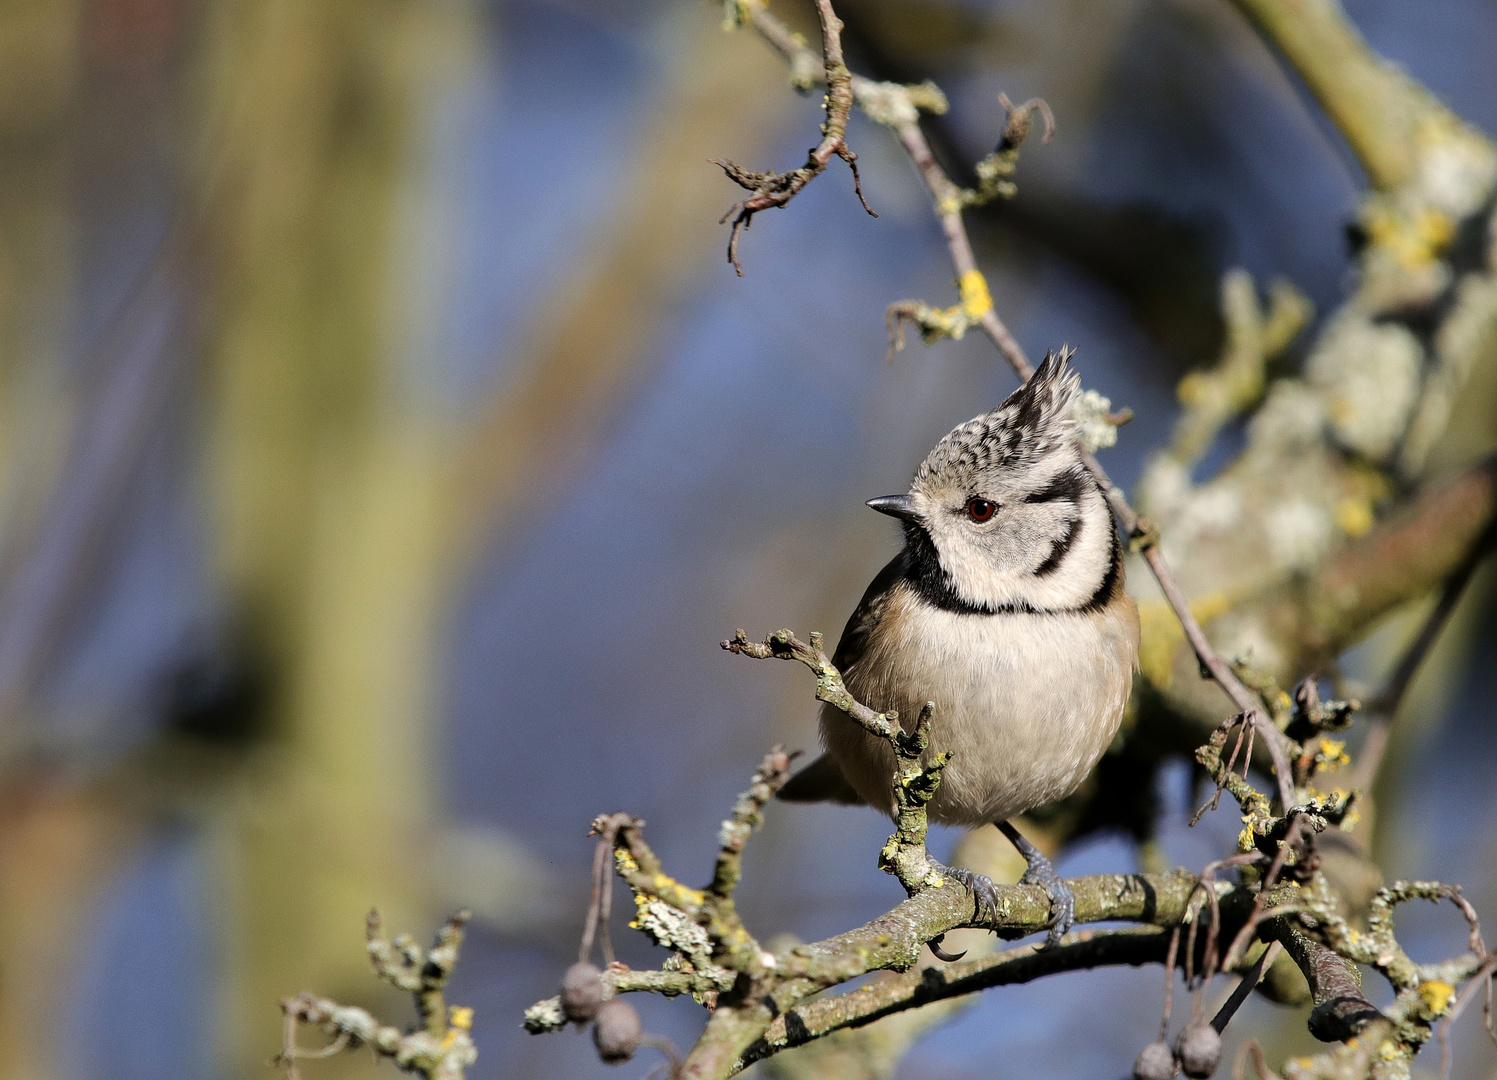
[
  {"left": 1175, "top": 1021, "right": 1222, "bottom": 1079},
  {"left": 1133, "top": 1041, "right": 1177, "bottom": 1080},
  {"left": 560, "top": 962, "right": 605, "bottom": 1023},
  {"left": 592, "top": 998, "right": 642, "bottom": 1064}
]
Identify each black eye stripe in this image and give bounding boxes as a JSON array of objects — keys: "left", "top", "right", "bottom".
[
  {"left": 1033, "top": 515, "right": 1080, "bottom": 577},
  {"left": 1023, "top": 468, "right": 1086, "bottom": 504}
]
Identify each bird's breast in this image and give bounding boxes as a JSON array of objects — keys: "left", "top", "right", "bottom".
[{"left": 822, "top": 582, "right": 1139, "bottom": 826}]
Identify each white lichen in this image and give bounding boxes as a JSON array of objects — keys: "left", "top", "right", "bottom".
[
  {"left": 1306, "top": 313, "right": 1423, "bottom": 461},
  {"left": 855, "top": 80, "right": 921, "bottom": 127},
  {"left": 1135, "top": 455, "right": 1190, "bottom": 518},
  {"left": 634, "top": 897, "right": 713, "bottom": 961},
  {"left": 1411, "top": 116, "right": 1497, "bottom": 221},
  {"left": 1266, "top": 497, "right": 1335, "bottom": 572},
  {"left": 522, "top": 996, "right": 567, "bottom": 1034},
  {"left": 1071, "top": 388, "right": 1120, "bottom": 452},
  {"left": 1182, "top": 484, "right": 1244, "bottom": 536},
  {"left": 1246, "top": 381, "right": 1327, "bottom": 452}
]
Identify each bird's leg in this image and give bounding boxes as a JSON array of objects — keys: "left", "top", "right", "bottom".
[{"left": 996, "top": 820, "right": 1073, "bottom": 948}]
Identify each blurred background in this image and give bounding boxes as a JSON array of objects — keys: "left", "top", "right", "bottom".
[{"left": 0, "top": 0, "right": 1493, "bottom": 1078}]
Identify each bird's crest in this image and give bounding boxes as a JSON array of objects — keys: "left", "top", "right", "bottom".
[{"left": 914, "top": 349, "right": 1082, "bottom": 489}]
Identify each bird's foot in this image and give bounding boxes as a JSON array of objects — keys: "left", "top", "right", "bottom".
[
  {"left": 997, "top": 821, "right": 1074, "bottom": 949},
  {"left": 1019, "top": 854, "right": 1075, "bottom": 948},
  {"left": 928, "top": 860, "right": 1002, "bottom": 931}
]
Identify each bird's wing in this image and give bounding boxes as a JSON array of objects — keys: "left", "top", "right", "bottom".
[
  {"left": 776, "top": 550, "right": 907, "bottom": 806},
  {"left": 830, "top": 550, "right": 906, "bottom": 670}
]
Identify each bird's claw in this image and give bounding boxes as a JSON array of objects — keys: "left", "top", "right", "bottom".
[
  {"left": 926, "top": 854, "right": 1073, "bottom": 947},
  {"left": 940, "top": 864, "right": 1003, "bottom": 926},
  {"left": 1019, "top": 855, "right": 1075, "bottom": 948},
  {"left": 928, "top": 933, "right": 967, "bottom": 962}
]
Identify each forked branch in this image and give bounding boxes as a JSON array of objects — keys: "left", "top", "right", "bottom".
[{"left": 713, "top": 0, "right": 874, "bottom": 274}]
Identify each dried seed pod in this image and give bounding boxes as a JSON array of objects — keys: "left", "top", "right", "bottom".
[
  {"left": 1175, "top": 1021, "right": 1222, "bottom": 1079},
  {"left": 560, "top": 962, "right": 605, "bottom": 1023},
  {"left": 1132, "top": 1041, "right": 1178, "bottom": 1080},
  {"left": 592, "top": 997, "right": 642, "bottom": 1064}
]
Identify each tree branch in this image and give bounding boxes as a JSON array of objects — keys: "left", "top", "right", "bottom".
[
  {"left": 738, "top": 926, "right": 1176, "bottom": 1070},
  {"left": 714, "top": 0, "right": 874, "bottom": 274},
  {"left": 279, "top": 910, "right": 476, "bottom": 1080}
]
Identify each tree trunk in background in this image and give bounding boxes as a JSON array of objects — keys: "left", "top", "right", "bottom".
[
  {"left": 192, "top": 4, "right": 794, "bottom": 1073},
  {"left": 190, "top": 2, "right": 477, "bottom": 1073},
  {"left": 0, "top": 5, "right": 100, "bottom": 1078},
  {"left": 0, "top": 0, "right": 81, "bottom": 669}
]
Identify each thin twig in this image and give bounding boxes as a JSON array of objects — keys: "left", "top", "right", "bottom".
[
  {"left": 1222, "top": 815, "right": 1306, "bottom": 972},
  {"left": 581, "top": 816, "right": 622, "bottom": 965},
  {"left": 1212, "top": 940, "right": 1283, "bottom": 1033},
  {"left": 714, "top": 0, "right": 874, "bottom": 274},
  {"left": 1355, "top": 533, "right": 1492, "bottom": 788},
  {"left": 1161, "top": 923, "right": 1182, "bottom": 1039}
]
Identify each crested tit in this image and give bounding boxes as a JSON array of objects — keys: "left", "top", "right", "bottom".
[{"left": 779, "top": 351, "right": 1140, "bottom": 944}]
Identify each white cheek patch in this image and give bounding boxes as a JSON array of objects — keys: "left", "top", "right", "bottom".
[{"left": 937, "top": 491, "right": 1114, "bottom": 611}]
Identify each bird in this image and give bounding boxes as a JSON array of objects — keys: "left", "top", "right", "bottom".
[{"left": 778, "top": 350, "right": 1140, "bottom": 946}]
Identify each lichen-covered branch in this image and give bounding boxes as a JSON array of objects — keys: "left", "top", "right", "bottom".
[
  {"left": 1225, "top": 0, "right": 1491, "bottom": 195},
  {"left": 722, "top": 628, "right": 947, "bottom": 893},
  {"left": 740, "top": 925, "right": 1177, "bottom": 1068},
  {"left": 519, "top": 626, "right": 1493, "bottom": 1079},
  {"left": 278, "top": 911, "right": 476, "bottom": 1080}
]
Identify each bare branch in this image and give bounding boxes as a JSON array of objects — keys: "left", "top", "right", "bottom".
[
  {"left": 1354, "top": 524, "right": 1494, "bottom": 788},
  {"left": 282, "top": 910, "right": 476, "bottom": 1080},
  {"left": 714, "top": 0, "right": 874, "bottom": 274}
]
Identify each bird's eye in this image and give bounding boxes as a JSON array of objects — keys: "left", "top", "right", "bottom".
[{"left": 966, "top": 498, "right": 997, "bottom": 523}]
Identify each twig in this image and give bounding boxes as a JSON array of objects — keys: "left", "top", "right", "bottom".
[
  {"left": 1355, "top": 531, "right": 1492, "bottom": 788},
  {"left": 1212, "top": 940, "right": 1284, "bottom": 1033},
  {"left": 283, "top": 910, "right": 477, "bottom": 1080},
  {"left": 710, "top": 745, "right": 796, "bottom": 899},
  {"left": 1234, "top": 1039, "right": 1282, "bottom": 1080},
  {"left": 580, "top": 816, "right": 622, "bottom": 965},
  {"left": 1221, "top": 814, "right": 1307, "bottom": 973},
  {"left": 722, "top": 629, "right": 949, "bottom": 894},
  {"left": 714, "top": 0, "right": 874, "bottom": 274}
]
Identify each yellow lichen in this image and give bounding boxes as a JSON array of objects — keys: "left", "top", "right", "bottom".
[
  {"left": 958, "top": 270, "right": 992, "bottom": 320},
  {"left": 1334, "top": 495, "right": 1375, "bottom": 537},
  {"left": 442, "top": 1005, "right": 474, "bottom": 1049},
  {"left": 1418, "top": 979, "right": 1456, "bottom": 1015},
  {"left": 1364, "top": 203, "right": 1455, "bottom": 270},
  {"left": 1315, "top": 738, "right": 1350, "bottom": 771}
]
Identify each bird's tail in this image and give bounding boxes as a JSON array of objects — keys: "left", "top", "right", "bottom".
[{"left": 776, "top": 752, "right": 865, "bottom": 805}]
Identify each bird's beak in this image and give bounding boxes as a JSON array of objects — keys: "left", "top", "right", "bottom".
[{"left": 866, "top": 494, "right": 919, "bottom": 522}]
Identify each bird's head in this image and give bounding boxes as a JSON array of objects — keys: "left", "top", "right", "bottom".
[{"left": 868, "top": 350, "right": 1109, "bottom": 612}]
